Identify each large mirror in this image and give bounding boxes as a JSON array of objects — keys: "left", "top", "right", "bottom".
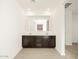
[{"left": 27, "top": 16, "right": 49, "bottom": 33}]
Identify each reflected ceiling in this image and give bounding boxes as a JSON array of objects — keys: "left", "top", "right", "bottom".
[{"left": 16, "top": 0, "right": 65, "bottom": 11}]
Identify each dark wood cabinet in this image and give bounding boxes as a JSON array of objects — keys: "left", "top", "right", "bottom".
[{"left": 22, "top": 36, "right": 56, "bottom": 48}]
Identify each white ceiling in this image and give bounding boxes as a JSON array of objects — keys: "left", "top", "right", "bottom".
[{"left": 16, "top": 0, "right": 64, "bottom": 11}]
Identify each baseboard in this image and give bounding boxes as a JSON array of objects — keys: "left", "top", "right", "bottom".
[
  {"left": 13, "top": 47, "right": 22, "bottom": 59},
  {"left": 60, "top": 52, "right": 65, "bottom": 56},
  {"left": 72, "top": 42, "right": 78, "bottom": 44},
  {"left": 56, "top": 48, "right": 65, "bottom": 56},
  {"left": 0, "top": 57, "right": 9, "bottom": 59},
  {"left": 12, "top": 47, "right": 22, "bottom": 59},
  {"left": 65, "top": 42, "right": 72, "bottom": 45}
]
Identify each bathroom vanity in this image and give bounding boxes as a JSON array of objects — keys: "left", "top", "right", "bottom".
[
  {"left": 22, "top": 35, "right": 56, "bottom": 48},
  {"left": 22, "top": 16, "right": 56, "bottom": 48}
]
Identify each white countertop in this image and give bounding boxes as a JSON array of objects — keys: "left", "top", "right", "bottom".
[{"left": 22, "top": 31, "right": 56, "bottom": 36}]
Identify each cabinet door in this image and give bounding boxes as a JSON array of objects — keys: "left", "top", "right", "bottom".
[
  {"left": 29, "top": 36, "right": 36, "bottom": 48},
  {"left": 22, "top": 36, "right": 30, "bottom": 48},
  {"left": 42, "top": 36, "right": 49, "bottom": 48},
  {"left": 48, "top": 36, "right": 56, "bottom": 48},
  {"left": 35, "top": 36, "right": 43, "bottom": 48}
]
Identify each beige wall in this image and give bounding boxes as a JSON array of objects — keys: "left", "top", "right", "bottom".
[
  {"left": 54, "top": 4, "right": 65, "bottom": 55},
  {"left": 65, "top": 0, "right": 78, "bottom": 45},
  {"left": 0, "top": 1, "right": 22, "bottom": 59},
  {"left": 72, "top": 14, "right": 78, "bottom": 43},
  {"left": 65, "top": 4, "right": 72, "bottom": 45},
  {"left": 72, "top": 0, "right": 78, "bottom": 43}
]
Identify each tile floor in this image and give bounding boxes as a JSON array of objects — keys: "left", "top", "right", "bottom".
[{"left": 14, "top": 43, "right": 78, "bottom": 59}]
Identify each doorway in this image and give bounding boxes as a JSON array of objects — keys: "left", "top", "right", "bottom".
[{"left": 65, "top": 1, "right": 78, "bottom": 59}]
